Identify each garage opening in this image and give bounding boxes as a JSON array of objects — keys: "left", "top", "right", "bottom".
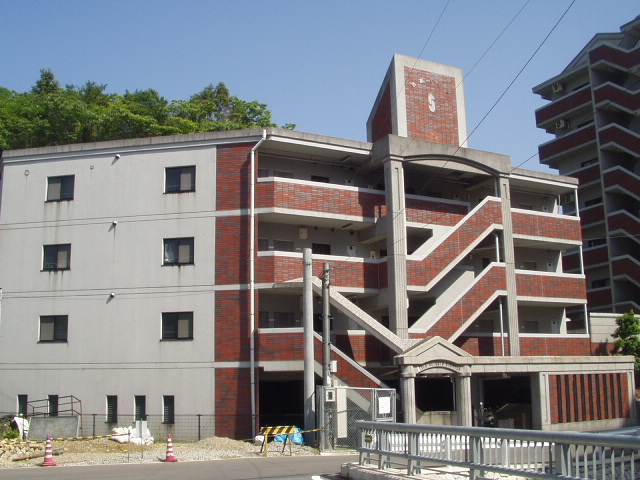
[
  {"left": 482, "top": 375, "right": 532, "bottom": 429},
  {"left": 258, "top": 376, "right": 304, "bottom": 428}
]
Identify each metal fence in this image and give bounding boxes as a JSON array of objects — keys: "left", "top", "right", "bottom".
[
  {"left": 317, "top": 386, "right": 396, "bottom": 451},
  {"left": 355, "top": 420, "right": 640, "bottom": 480}
]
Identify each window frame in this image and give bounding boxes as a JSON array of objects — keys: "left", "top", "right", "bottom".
[
  {"left": 46, "top": 175, "right": 75, "bottom": 202},
  {"left": 106, "top": 395, "right": 118, "bottom": 424},
  {"left": 163, "top": 238, "right": 194, "bottom": 265},
  {"left": 163, "top": 395, "right": 175, "bottom": 424},
  {"left": 39, "top": 315, "right": 68, "bottom": 343},
  {"left": 165, "top": 166, "right": 196, "bottom": 193},
  {"left": 162, "top": 312, "right": 194, "bottom": 340},
  {"left": 42, "top": 244, "right": 71, "bottom": 271}
]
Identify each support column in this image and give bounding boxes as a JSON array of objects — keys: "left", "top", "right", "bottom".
[
  {"left": 384, "top": 158, "right": 409, "bottom": 339},
  {"left": 456, "top": 372, "right": 473, "bottom": 426},
  {"left": 400, "top": 366, "right": 416, "bottom": 424},
  {"left": 497, "top": 176, "right": 520, "bottom": 356},
  {"left": 531, "top": 372, "right": 549, "bottom": 430}
]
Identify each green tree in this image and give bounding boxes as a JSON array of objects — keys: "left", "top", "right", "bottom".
[
  {"left": 0, "top": 71, "right": 293, "bottom": 150},
  {"left": 612, "top": 310, "right": 640, "bottom": 370}
]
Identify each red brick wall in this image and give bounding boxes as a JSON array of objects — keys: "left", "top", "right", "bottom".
[
  {"left": 516, "top": 273, "right": 586, "bottom": 301},
  {"left": 334, "top": 333, "right": 394, "bottom": 363},
  {"left": 538, "top": 125, "right": 596, "bottom": 161},
  {"left": 216, "top": 144, "right": 252, "bottom": 210},
  {"left": 549, "top": 373, "right": 630, "bottom": 424},
  {"left": 256, "top": 256, "right": 384, "bottom": 288},
  {"left": 512, "top": 213, "right": 581, "bottom": 242},
  {"left": 454, "top": 336, "right": 510, "bottom": 356},
  {"left": 520, "top": 337, "right": 591, "bottom": 356},
  {"left": 256, "top": 181, "right": 387, "bottom": 219},
  {"left": 407, "top": 200, "right": 502, "bottom": 286},
  {"left": 370, "top": 82, "right": 393, "bottom": 143},
  {"left": 404, "top": 67, "right": 459, "bottom": 145},
  {"left": 215, "top": 290, "right": 250, "bottom": 362},
  {"left": 427, "top": 266, "right": 506, "bottom": 339},
  {"left": 215, "top": 368, "right": 253, "bottom": 439}
]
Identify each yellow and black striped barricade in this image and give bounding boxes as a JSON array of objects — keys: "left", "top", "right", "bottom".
[{"left": 258, "top": 426, "right": 299, "bottom": 456}]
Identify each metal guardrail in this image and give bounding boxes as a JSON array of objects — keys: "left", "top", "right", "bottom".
[{"left": 356, "top": 421, "right": 640, "bottom": 480}]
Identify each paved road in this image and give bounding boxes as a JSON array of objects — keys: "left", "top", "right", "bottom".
[{"left": 0, "top": 454, "right": 358, "bottom": 480}]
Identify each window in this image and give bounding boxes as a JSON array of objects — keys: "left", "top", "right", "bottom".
[
  {"left": 48, "top": 395, "right": 59, "bottom": 417},
  {"left": 311, "top": 175, "right": 330, "bottom": 183},
  {"left": 162, "top": 312, "right": 193, "bottom": 340},
  {"left": 274, "top": 312, "right": 297, "bottom": 328},
  {"left": 584, "top": 197, "right": 602, "bottom": 207},
  {"left": 106, "top": 396, "right": 118, "bottom": 423},
  {"left": 39, "top": 315, "right": 68, "bottom": 342},
  {"left": 163, "top": 396, "right": 175, "bottom": 424},
  {"left": 43, "top": 244, "right": 71, "bottom": 271},
  {"left": 587, "top": 238, "right": 606, "bottom": 248},
  {"left": 591, "top": 278, "right": 610, "bottom": 289},
  {"left": 312, "top": 243, "right": 331, "bottom": 255},
  {"left": 258, "top": 168, "right": 269, "bottom": 178},
  {"left": 163, "top": 238, "right": 194, "bottom": 265},
  {"left": 17, "top": 395, "right": 28, "bottom": 416},
  {"left": 273, "top": 240, "right": 294, "bottom": 252},
  {"left": 258, "top": 239, "right": 269, "bottom": 251},
  {"left": 47, "top": 175, "right": 75, "bottom": 201},
  {"left": 165, "top": 166, "right": 195, "bottom": 193},
  {"left": 134, "top": 396, "right": 146, "bottom": 421}
]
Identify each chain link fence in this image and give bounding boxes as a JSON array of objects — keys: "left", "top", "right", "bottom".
[{"left": 317, "top": 386, "right": 396, "bottom": 451}]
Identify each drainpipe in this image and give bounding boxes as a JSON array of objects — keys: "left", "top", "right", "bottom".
[{"left": 249, "top": 130, "right": 267, "bottom": 436}]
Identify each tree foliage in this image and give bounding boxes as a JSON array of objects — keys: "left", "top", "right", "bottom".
[
  {"left": 0, "top": 69, "right": 295, "bottom": 150},
  {"left": 612, "top": 310, "right": 640, "bottom": 370}
]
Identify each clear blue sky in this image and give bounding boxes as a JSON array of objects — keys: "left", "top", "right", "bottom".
[{"left": 1, "top": 1, "right": 637, "bottom": 173}]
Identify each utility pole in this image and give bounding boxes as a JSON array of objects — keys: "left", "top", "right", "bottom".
[
  {"left": 302, "top": 249, "right": 315, "bottom": 444},
  {"left": 322, "top": 263, "right": 331, "bottom": 387}
]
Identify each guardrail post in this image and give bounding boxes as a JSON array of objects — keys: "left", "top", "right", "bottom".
[
  {"left": 407, "top": 431, "right": 421, "bottom": 475},
  {"left": 378, "top": 429, "right": 389, "bottom": 470},
  {"left": 92, "top": 414, "right": 96, "bottom": 437},
  {"left": 469, "top": 436, "right": 485, "bottom": 480},
  {"left": 554, "top": 443, "right": 570, "bottom": 476},
  {"left": 197, "top": 414, "right": 202, "bottom": 441}
]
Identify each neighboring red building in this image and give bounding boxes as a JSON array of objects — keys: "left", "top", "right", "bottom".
[{"left": 533, "top": 16, "right": 640, "bottom": 317}]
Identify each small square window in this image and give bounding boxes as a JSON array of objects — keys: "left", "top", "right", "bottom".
[
  {"left": 165, "top": 166, "right": 195, "bottom": 193},
  {"left": 163, "top": 395, "right": 175, "bottom": 424},
  {"left": 40, "top": 315, "right": 68, "bottom": 342},
  {"left": 47, "top": 175, "right": 75, "bottom": 201},
  {"left": 106, "top": 395, "right": 118, "bottom": 424},
  {"left": 43, "top": 244, "right": 71, "bottom": 271},
  {"left": 163, "top": 238, "right": 194, "bottom": 265},
  {"left": 162, "top": 312, "right": 193, "bottom": 340}
]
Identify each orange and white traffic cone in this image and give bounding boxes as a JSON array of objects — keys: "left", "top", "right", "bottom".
[
  {"left": 163, "top": 434, "right": 177, "bottom": 462},
  {"left": 40, "top": 434, "right": 57, "bottom": 466}
]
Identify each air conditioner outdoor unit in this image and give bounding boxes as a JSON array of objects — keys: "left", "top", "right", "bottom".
[
  {"left": 552, "top": 82, "right": 565, "bottom": 93},
  {"left": 370, "top": 250, "right": 379, "bottom": 259},
  {"left": 555, "top": 118, "right": 569, "bottom": 130}
]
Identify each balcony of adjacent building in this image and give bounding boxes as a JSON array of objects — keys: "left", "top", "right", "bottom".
[{"left": 588, "top": 43, "right": 640, "bottom": 75}]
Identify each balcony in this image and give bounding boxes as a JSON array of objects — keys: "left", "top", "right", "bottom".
[
  {"left": 612, "top": 255, "right": 640, "bottom": 288},
  {"left": 516, "top": 271, "right": 586, "bottom": 303},
  {"left": 589, "top": 43, "right": 640, "bottom": 72},
  {"left": 594, "top": 83, "right": 640, "bottom": 114},
  {"left": 512, "top": 210, "right": 581, "bottom": 244},
  {"left": 256, "top": 178, "right": 387, "bottom": 221},
  {"left": 256, "top": 252, "right": 386, "bottom": 289},
  {"left": 539, "top": 125, "right": 597, "bottom": 165},
  {"left": 535, "top": 88, "right": 591, "bottom": 126},
  {"left": 603, "top": 166, "right": 640, "bottom": 198},
  {"left": 599, "top": 124, "right": 640, "bottom": 156},
  {"left": 575, "top": 163, "right": 601, "bottom": 186},
  {"left": 607, "top": 210, "right": 640, "bottom": 238}
]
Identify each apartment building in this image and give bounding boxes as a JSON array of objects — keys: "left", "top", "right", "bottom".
[
  {"left": 0, "top": 55, "right": 635, "bottom": 439},
  {"left": 533, "top": 15, "right": 640, "bottom": 316}
]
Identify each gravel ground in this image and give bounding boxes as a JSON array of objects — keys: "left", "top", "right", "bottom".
[{"left": 0, "top": 436, "right": 319, "bottom": 469}]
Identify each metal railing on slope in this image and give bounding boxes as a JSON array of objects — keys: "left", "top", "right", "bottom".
[{"left": 355, "top": 420, "right": 640, "bottom": 480}]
